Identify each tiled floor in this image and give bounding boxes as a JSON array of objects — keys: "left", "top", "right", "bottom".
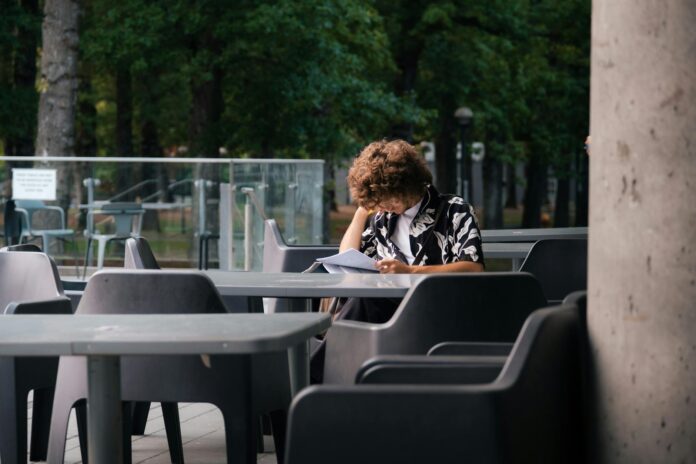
[{"left": 27, "top": 394, "right": 278, "bottom": 464}]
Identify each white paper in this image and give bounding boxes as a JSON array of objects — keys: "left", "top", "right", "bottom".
[
  {"left": 12, "top": 168, "right": 57, "bottom": 200},
  {"left": 316, "top": 248, "right": 379, "bottom": 273}
]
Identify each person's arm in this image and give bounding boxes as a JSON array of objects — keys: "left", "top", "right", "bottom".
[
  {"left": 339, "top": 207, "right": 372, "bottom": 253},
  {"left": 376, "top": 259, "right": 483, "bottom": 274}
]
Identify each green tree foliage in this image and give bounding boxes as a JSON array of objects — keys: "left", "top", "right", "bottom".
[
  {"left": 378, "top": 0, "right": 589, "bottom": 225},
  {"left": 76, "top": 0, "right": 411, "bottom": 162},
  {"left": 3, "top": 0, "right": 590, "bottom": 227},
  {"left": 0, "top": 0, "right": 40, "bottom": 156}
]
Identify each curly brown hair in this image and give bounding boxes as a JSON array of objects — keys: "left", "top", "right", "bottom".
[{"left": 347, "top": 139, "right": 432, "bottom": 208}]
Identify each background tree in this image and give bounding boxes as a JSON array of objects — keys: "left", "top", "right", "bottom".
[{"left": 35, "top": 0, "right": 80, "bottom": 212}]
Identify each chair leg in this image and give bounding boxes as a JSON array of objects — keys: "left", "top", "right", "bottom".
[
  {"left": 76, "top": 400, "right": 88, "bottom": 464},
  {"left": 70, "top": 237, "right": 80, "bottom": 278},
  {"left": 97, "top": 237, "right": 109, "bottom": 270},
  {"left": 198, "top": 236, "right": 204, "bottom": 270},
  {"left": 269, "top": 409, "right": 287, "bottom": 463},
  {"left": 30, "top": 387, "right": 55, "bottom": 461},
  {"left": 131, "top": 401, "right": 150, "bottom": 435},
  {"left": 221, "top": 406, "right": 257, "bottom": 464},
  {"left": 0, "top": 378, "right": 26, "bottom": 464},
  {"left": 122, "top": 402, "right": 133, "bottom": 464},
  {"left": 162, "top": 402, "right": 185, "bottom": 464},
  {"left": 83, "top": 237, "right": 93, "bottom": 279},
  {"left": 257, "top": 415, "right": 265, "bottom": 453}
]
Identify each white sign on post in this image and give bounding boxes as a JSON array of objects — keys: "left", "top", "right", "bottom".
[{"left": 12, "top": 168, "right": 57, "bottom": 200}]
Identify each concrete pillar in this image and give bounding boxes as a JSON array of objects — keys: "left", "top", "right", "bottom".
[{"left": 588, "top": 0, "right": 696, "bottom": 462}]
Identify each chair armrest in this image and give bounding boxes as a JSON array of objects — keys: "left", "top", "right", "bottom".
[
  {"left": 427, "top": 341, "right": 513, "bottom": 357},
  {"left": 286, "top": 385, "right": 500, "bottom": 464},
  {"left": 356, "top": 354, "right": 506, "bottom": 385},
  {"left": 4, "top": 296, "right": 74, "bottom": 315},
  {"left": 322, "top": 319, "right": 386, "bottom": 384}
]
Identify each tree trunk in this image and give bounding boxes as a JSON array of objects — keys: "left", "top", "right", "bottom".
[
  {"left": 575, "top": 152, "right": 589, "bottom": 226},
  {"left": 140, "top": 119, "right": 162, "bottom": 232},
  {"left": 521, "top": 157, "right": 547, "bottom": 228},
  {"left": 554, "top": 172, "right": 570, "bottom": 227},
  {"left": 505, "top": 162, "right": 518, "bottom": 208},
  {"left": 35, "top": 0, "right": 79, "bottom": 212},
  {"left": 189, "top": 66, "right": 223, "bottom": 158},
  {"left": 188, "top": 38, "right": 224, "bottom": 245},
  {"left": 483, "top": 155, "right": 503, "bottom": 229},
  {"left": 389, "top": 49, "right": 421, "bottom": 142},
  {"left": 116, "top": 65, "right": 135, "bottom": 195},
  {"left": 434, "top": 117, "right": 457, "bottom": 195},
  {"left": 7, "top": 0, "right": 39, "bottom": 157},
  {"left": 75, "top": 70, "right": 97, "bottom": 229}
]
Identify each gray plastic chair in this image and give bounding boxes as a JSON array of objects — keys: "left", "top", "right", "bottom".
[
  {"left": 124, "top": 237, "right": 160, "bottom": 270},
  {"left": 323, "top": 272, "right": 547, "bottom": 384},
  {"left": 262, "top": 219, "right": 337, "bottom": 313},
  {"left": 518, "top": 238, "right": 587, "bottom": 303},
  {"left": 123, "top": 236, "right": 189, "bottom": 462},
  {"left": 0, "top": 243, "right": 43, "bottom": 252},
  {"left": 47, "top": 270, "right": 291, "bottom": 464},
  {"left": 83, "top": 202, "right": 145, "bottom": 275},
  {"left": 284, "top": 300, "right": 587, "bottom": 464},
  {"left": 0, "top": 251, "right": 73, "bottom": 463}
]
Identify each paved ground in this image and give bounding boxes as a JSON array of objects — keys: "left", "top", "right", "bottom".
[{"left": 28, "top": 394, "right": 278, "bottom": 464}]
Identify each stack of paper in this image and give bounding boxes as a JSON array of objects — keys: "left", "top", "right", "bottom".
[{"left": 316, "top": 248, "right": 379, "bottom": 274}]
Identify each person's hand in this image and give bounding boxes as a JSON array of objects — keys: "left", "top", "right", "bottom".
[{"left": 376, "top": 258, "right": 413, "bottom": 274}]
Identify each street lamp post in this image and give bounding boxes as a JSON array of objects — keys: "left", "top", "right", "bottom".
[{"left": 454, "top": 107, "right": 473, "bottom": 202}]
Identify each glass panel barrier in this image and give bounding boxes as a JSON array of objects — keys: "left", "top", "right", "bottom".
[{"left": 0, "top": 156, "right": 323, "bottom": 275}]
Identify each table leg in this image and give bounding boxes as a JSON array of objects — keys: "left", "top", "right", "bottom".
[
  {"left": 285, "top": 298, "right": 312, "bottom": 312},
  {"left": 87, "top": 355, "right": 123, "bottom": 464},
  {"left": 512, "top": 257, "right": 522, "bottom": 271},
  {"left": 288, "top": 340, "right": 310, "bottom": 396}
]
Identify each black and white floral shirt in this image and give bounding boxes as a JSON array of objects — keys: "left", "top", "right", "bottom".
[{"left": 360, "top": 185, "right": 484, "bottom": 266}]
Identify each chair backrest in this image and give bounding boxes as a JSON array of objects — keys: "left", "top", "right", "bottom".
[
  {"left": 99, "top": 202, "right": 145, "bottom": 236},
  {"left": 493, "top": 299, "right": 586, "bottom": 461},
  {"left": 76, "top": 270, "right": 227, "bottom": 315},
  {"left": 13, "top": 199, "right": 44, "bottom": 233},
  {"left": 124, "top": 237, "right": 160, "bottom": 269},
  {"left": 389, "top": 272, "right": 547, "bottom": 344},
  {"left": 262, "top": 218, "right": 337, "bottom": 313},
  {"left": 518, "top": 239, "right": 587, "bottom": 302},
  {"left": 0, "top": 251, "right": 64, "bottom": 312},
  {"left": 324, "top": 272, "right": 548, "bottom": 384},
  {"left": 3, "top": 200, "right": 22, "bottom": 245},
  {"left": 262, "top": 219, "right": 337, "bottom": 272},
  {"left": 0, "top": 243, "right": 42, "bottom": 252},
  {"left": 14, "top": 199, "right": 46, "bottom": 215}
]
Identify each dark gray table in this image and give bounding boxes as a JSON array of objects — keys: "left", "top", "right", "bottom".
[
  {"left": 205, "top": 270, "right": 425, "bottom": 298},
  {"left": 482, "top": 242, "right": 534, "bottom": 270},
  {"left": 482, "top": 227, "right": 587, "bottom": 242},
  {"left": 0, "top": 313, "right": 330, "bottom": 464},
  {"left": 482, "top": 227, "right": 587, "bottom": 269}
]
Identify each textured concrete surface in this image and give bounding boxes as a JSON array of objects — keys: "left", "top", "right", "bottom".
[{"left": 589, "top": 0, "right": 696, "bottom": 462}]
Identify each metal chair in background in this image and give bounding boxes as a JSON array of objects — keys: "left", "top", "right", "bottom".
[
  {"left": 10, "top": 200, "right": 79, "bottom": 272},
  {"left": 83, "top": 202, "right": 145, "bottom": 276}
]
